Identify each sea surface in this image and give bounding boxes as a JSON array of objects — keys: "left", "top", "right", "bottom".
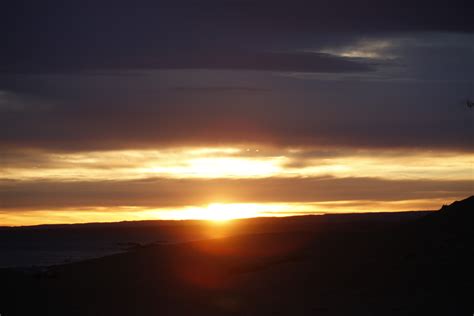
[{"left": 0, "top": 221, "right": 206, "bottom": 268}]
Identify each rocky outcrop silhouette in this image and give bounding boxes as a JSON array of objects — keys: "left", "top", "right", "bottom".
[{"left": 422, "top": 195, "right": 473, "bottom": 232}]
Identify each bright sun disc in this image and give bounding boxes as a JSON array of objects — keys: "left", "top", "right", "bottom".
[
  {"left": 201, "top": 203, "right": 260, "bottom": 222},
  {"left": 157, "top": 203, "right": 269, "bottom": 222},
  {"left": 150, "top": 203, "right": 305, "bottom": 222}
]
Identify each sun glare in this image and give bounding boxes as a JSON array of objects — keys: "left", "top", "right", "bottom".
[
  {"left": 2, "top": 199, "right": 457, "bottom": 226},
  {"left": 155, "top": 203, "right": 289, "bottom": 222},
  {"left": 179, "top": 203, "right": 263, "bottom": 222},
  {"left": 202, "top": 203, "right": 259, "bottom": 222}
]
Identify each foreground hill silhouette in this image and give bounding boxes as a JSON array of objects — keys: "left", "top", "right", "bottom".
[{"left": 1, "top": 197, "right": 472, "bottom": 315}]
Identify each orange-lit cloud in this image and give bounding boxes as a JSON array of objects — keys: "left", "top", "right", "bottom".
[
  {"left": 1, "top": 146, "right": 472, "bottom": 226},
  {"left": 2, "top": 147, "right": 472, "bottom": 181}
]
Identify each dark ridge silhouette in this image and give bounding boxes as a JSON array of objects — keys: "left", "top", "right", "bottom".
[
  {"left": 422, "top": 195, "right": 474, "bottom": 231},
  {"left": 0, "top": 198, "right": 472, "bottom": 315},
  {"left": 437, "top": 195, "right": 474, "bottom": 218}
]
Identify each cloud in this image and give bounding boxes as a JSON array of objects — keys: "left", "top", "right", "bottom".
[
  {"left": 2, "top": 0, "right": 472, "bottom": 73},
  {"left": 0, "top": 51, "right": 374, "bottom": 74},
  {"left": 171, "top": 86, "right": 272, "bottom": 93},
  {"left": 2, "top": 147, "right": 472, "bottom": 182},
  {"left": 1, "top": 18, "right": 473, "bottom": 152},
  {"left": 0, "top": 71, "right": 472, "bottom": 152},
  {"left": 0, "top": 91, "right": 53, "bottom": 112},
  {"left": 319, "top": 39, "right": 398, "bottom": 59},
  {"left": 1, "top": 176, "right": 471, "bottom": 210}
]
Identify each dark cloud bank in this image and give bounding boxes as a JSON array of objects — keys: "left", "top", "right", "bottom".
[
  {"left": 0, "top": 82, "right": 472, "bottom": 151},
  {"left": 1, "top": 177, "right": 471, "bottom": 210},
  {"left": 2, "top": 0, "right": 473, "bottom": 73}
]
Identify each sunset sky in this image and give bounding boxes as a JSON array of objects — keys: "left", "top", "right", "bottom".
[{"left": 1, "top": 0, "right": 473, "bottom": 225}]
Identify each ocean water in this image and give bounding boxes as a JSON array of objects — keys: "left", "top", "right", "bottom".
[{"left": 0, "top": 221, "right": 206, "bottom": 268}]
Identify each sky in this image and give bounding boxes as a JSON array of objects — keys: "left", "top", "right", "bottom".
[{"left": 1, "top": 0, "right": 473, "bottom": 225}]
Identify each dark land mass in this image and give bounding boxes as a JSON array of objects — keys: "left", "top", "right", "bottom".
[{"left": 1, "top": 197, "right": 472, "bottom": 315}]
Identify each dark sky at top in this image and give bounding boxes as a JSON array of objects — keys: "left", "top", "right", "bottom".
[
  {"left": 2, "top": 0, "right": 474, "bottom": 72},
  {"left": 1, "top": 0, "right": 473, "bottom": 151}
]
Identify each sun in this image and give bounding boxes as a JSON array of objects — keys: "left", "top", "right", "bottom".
[
  {"left": 153, "top": 202, "right": 295, "bottom": 222},
  {"left": 198, "top": 203, "right": 260, "bottom": 222},
  {"left": 169, "top": 203, "right": 264, "bottom": 222}
]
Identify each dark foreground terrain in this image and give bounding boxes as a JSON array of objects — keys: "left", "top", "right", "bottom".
[{"left": 1, "top": 197, "right": 473, "bottom": 315}]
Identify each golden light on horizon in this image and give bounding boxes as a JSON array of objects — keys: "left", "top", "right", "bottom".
[
  {"left": 1, "top": 198, "right": 462, "bottom": 227},
  {"left": 189, "top": 203, "right": 258, "bottom": 222},
  {"left": 1, "top": 145, "right": 472, "bottom": 226},
  {"left": 156, "top": 203, "right": 293, "bottom": 222}
]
